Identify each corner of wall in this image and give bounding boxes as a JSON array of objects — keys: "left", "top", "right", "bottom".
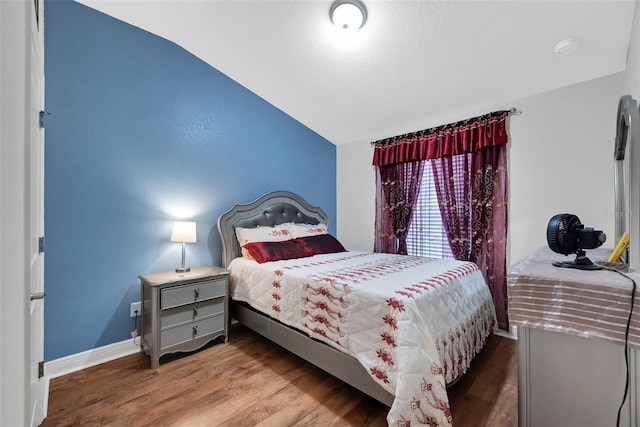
[{"left": 624, "top": 0, "right": 640, "bottom": 95}]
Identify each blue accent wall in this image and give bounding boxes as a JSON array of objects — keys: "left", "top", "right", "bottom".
[{"left": 44, "top": 1, "right": 336, "bottom": 361}]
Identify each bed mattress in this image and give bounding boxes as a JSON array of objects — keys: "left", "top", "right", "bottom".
[{"left": 228, "top": 250, "right": 496, "bottom": 426}]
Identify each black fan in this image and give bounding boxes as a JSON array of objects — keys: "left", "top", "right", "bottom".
[{"left": 546, "top": 214, "right": 606, "bottom": 270}]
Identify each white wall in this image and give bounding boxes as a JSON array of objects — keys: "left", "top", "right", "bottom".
[
  {"left": 626, "top": 0, "right": 640, "bottom": 98},
  {"left": 336, "top": 139, "right": 376, "bottom": 252},
  {"left": 337, "top": 72, "right": 625, "bottom": 266},
  {"left": 507, "top": 73, "right": 623, "bottom": 264}
]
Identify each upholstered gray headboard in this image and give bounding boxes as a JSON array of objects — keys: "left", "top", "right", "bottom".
[{"left": 217, "top": 191, "right": 329, "bottom": 268}]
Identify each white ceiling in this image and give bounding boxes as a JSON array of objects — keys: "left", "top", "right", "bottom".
[{"left": 77, "top": 0, "right": 636, "bottom": 145}]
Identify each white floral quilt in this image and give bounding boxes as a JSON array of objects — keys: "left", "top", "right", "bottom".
[{"left": 228, "top": 251, "right": 496, "bottom": 426}]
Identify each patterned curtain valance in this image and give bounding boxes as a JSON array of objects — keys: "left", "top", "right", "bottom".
[{"left": 372, "top": 110, "right": 510, "bottom": 166}]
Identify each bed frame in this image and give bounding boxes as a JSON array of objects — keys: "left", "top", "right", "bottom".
[{"left": 217, "top": 190, "right": 395, "bottom": 407}]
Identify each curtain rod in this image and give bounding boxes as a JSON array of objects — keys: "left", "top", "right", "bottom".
[{"left": 370, "top": 107, "right": 520, "bottom": 146}]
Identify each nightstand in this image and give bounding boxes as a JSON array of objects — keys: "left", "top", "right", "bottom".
[{"left": 139, "top": 266, "right": 229, "bottom": 368}]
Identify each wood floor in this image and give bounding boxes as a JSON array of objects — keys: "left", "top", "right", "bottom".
[{"left": 42, "top": 324, "right": 517, "bottom": 426}]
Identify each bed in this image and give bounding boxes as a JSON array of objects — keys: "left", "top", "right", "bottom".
[{"left": 217, "top": 190, "right": 496, "bottom": 426}]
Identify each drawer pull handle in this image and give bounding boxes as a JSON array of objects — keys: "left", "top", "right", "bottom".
[
  {"left": 193, "top": 307, "right": 198, "bottom": 318},
  {"left": 192, "top": 325, "right": 198, "bottom": 337},
  {"left": 194, "top": 288, "right": 199, "bottom": 299}
]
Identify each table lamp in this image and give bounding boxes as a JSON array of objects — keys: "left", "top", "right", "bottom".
[{"left": 170, "top": 220, "right": 196, "bottom": 272}]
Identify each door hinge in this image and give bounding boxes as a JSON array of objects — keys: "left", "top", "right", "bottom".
[
  {"left": 38, "top": 361, "right": 44, "bottom": 378},
  {"left": 38, "top": 236, "right": 45, "bottom": 253},
  {"left": 38, "top": 110, "right": 50, "bottom": 128}
]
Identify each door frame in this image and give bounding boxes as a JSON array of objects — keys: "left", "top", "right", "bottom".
[
  {"left": 28, "top": 0, "right": 47, "bottom": 423},
  {"left": 0, "top": 0, "right": 44, "bottom": 425}
]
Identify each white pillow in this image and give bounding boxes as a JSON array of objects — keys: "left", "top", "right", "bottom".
[
  {"left": 286, "top": 222, "right": 328, "bottom": 239},
  {"left": 235, "top": 224, "right": 293, "bottom": 258}
]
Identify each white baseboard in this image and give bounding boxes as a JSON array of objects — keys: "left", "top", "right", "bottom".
[
  {"left": 493, "top": 325, "right": 518, "bottom": 340},
  {"left": 45, "top": 338, "right": 141, "bottom": 379}
]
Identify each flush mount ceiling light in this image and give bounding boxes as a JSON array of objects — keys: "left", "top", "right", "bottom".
[
  {"left": 330, "top": 0, "right": 367, "bottom": 31},
  {"left": 554, "top": 38, "right": 580, "bottom": 56}
]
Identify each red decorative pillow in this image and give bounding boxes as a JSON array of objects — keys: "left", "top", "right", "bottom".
[
  {"left": 295, "top": 234, "right": 346, "bottom": 256},
  {"left": 242, "top": 240, "right": 310, "bottom": 263}
]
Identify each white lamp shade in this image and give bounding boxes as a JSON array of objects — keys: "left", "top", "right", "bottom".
[
  {"left": 331, "top": 1, "right": 366, "bottom": 31},
  {"left": 170, "top": 221, "right": 197, "bottom": 243}
]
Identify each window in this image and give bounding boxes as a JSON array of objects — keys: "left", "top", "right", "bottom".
[{"left": 406, "top": 161, "right": 454, "bottom": 259}]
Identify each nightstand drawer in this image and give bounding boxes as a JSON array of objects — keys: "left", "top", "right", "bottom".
[
  {"left": 161, "top": 279, "right": 226, "bottom": 309},
  {"left": 160, "top": 313, "right": 225, "bottom": 350},
  {"left": 160, "top": 298, "right": 224, "bottom": 329}
]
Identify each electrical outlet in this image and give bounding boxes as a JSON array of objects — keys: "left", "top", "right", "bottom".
[{"left": 130, "top": 301, "right": 141, "bottom": 317}]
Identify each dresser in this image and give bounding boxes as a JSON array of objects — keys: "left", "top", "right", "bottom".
[
  {"left": 508, "top": 247, "right": 639, "bottom": 427},
  {"left": 139, "top": 266, "right": 229, "bottom": 368}
]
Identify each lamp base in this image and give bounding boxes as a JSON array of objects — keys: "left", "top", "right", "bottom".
[{"left": 175, "top": 267, "right": 191, "bottom": 273}]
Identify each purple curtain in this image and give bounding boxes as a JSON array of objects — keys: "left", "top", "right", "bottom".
[
  {"left": 373, "top": 110, "right": 510, "bottom": 329},
  {"left": 374, "top": 161, "right": 424, "bottom": 254},
  {"left": 432, "top": 145, "right": 509, "bottom": 330},
  {"left": 431, "top": 154, "right": 470, "bottom": 258}
]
